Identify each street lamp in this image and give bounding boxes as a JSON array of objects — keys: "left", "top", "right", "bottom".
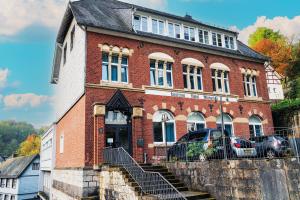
[{"left": 161, "top": 113, "right": 170, "bottom": 160}]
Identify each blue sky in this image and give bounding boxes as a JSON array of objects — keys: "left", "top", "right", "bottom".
[{"left": 0, "top": 0, "right": 299, "bottom": 128}]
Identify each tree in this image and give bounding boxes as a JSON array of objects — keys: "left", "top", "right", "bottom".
[
  {"left": 0, "top": 121, "right": 36, "bottom": 157},
  {"left": 248, "top": 27, "right": 285, "bottom": 47},
  {"left": 253, "top": 38, "right": 292, "bottom": 75},
  {"left": 17, "top": 134, "right": 41, "bottom": 156}
]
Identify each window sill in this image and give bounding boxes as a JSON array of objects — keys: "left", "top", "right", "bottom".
[
  {"left": 144, "top": 85, "right": 173, "bottom": 90},
  {"left": 153, "top": 142, "right": 175, "bottom": 147},
  {"left": 243, "top": 96, "right": 263, "bottom": 101},
  {"left": 100, "top": 81, "right": 133, "bottom": 88}
]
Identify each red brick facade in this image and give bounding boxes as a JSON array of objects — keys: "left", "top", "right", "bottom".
[{"left": 56, "top": 31, "right": 274, "bottom": 168}]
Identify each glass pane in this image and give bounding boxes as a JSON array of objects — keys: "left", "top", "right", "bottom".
[
  {"left": 167, "top": 72, "right": 172, "bottom": 87},
  {"left": 183, "top": 65, "right": 187, "bottom": 73},
  {"left": 153, "top": 122, "right": 163, "bottom": 142},
  {"left": 112, "top": 55, "right": 118, "bottom": 64},
  {"left": 166, "top": 63, "right": 172, "bottom": 71},
  {"left": 230, "top": 37, "right": 235, "bottom": 49},
  {"left": 150, "top": 60, "right": 155, "bottom": 68},
  {"left": 255, "top": 125, "right": 262, "bottom": 136},
  {"left": 212, "top": 33, "right": 217, "bottom": 46},
  {"left": 159, "top": 21, "right": 164, "bottom": 35},
  {"left": 102, "top": 53, "right": 108, "bottom": 62},
  {"left": 152, "top": 19, "right": 158, "bottom": 34},
  {"left": 225, "top": 80, "right": 229, "bottom": 93},
  {"left": 158, "top": 61, "right": 164, "bottom": 69},
  {"left": 197, "top": 76, "right": 202, "bottom": 90},
  {"left": 224, "top": 124, "right": 233, "bottom": 136},
  {"left": 121, "top": 66, "right": 127, "bottom": 82},
  {"left": 102, "top": 64, "right": 108, "bottom": 81},
  {"left": 217, "top": 79, "right": 222, "bottom": 91},
  {"left": 121, "top": 56, "right": 128, "bottom": 65},
  {"left": 168, "top": 23, "right": 174, "bottom": 37},
  {"left": 212, "top": 77, "right": 216, "bottom": 91},
  {"left": 134, "top": 15, "right": 140, "bottom": 30},
  {"left": 111, "top": 65, "right": 118, "bottom": 81},
  {"left": 166, "top": 123, "right": 175, "bottom": 142},
  {"left": 199, "top": 30, "right": 204, "bottom": 43},
  {"left": 187, "top": 122, "right": 195, "bottom": 132},
  {"left": 158, "top": 70, "right": 164, "bottom": 86},
  {"left": 217, "top": 34, "right": 222, "bottom": 47},
  {"left": 225, "top": 36, "right": 229, "bottom": 48},
  {"left": 190, "top": 28, "right": 195, "bottom": 41},
  {"left": 249, "top": 125, "right": 255, "bottom": 138},
  {"left": 196, "top": 123, "right": 205, "bottom": 130},
  {"left": 150, "top": 69, "right": 156, "bottom": 85},
  {"left": 183, "top": 74, "right": 188, "bottom": 89},
  {"left": 141, "top": 17, "right": 148, "bottom": 31},
  {"left": 190, "top": 75, "right": 194, "bottom": 89},
  {"left": 184, "top": 27, "right": 189, "bottom": 40},
  {"left": 253, "top": 85, "right": 257, "bottom": 96},
  {"left": 175, "top": 24, "right": 181, "bottom": 38},
  {"left": 204, "top": 31, "right": 209, "bottom": 44}
]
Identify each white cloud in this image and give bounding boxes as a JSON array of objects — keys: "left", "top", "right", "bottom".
[
  {"left": 234, "top": 16, "right": 300, "bottom": 44},
  {"left": 0, "top": 0, "right": 66, "bottom": 36},
  {"left": 3, "top": 93, "right": 52, "bottom": 109},
  {"left": 0, "top": 68, "right": 9, "bottom": 88}
]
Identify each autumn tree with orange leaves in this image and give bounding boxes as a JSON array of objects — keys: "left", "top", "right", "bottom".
[
  {"left": 17, "top": 134, "right": 41, "bottom": 156},
  {"left": 253, "top": 38, "right": 292, "bottom": 75}
]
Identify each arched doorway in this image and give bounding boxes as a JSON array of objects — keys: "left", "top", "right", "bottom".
[{"left": 105, "top": 90, "right": 132, "bottom": 155}]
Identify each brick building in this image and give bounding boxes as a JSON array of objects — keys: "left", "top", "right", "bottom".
[{"left": 50, "top": 0, "right": 273, "bottom": 198}]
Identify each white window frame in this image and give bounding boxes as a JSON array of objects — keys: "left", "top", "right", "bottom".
[
  {"left": 243, "top": 74, "right": 258, "bottom": 97},
  {"left": 249, "top": 116, "right": 264, "bottom": 137},
  {"left": 153, "top": 110, "right": 176, "bottom": 145},
  {"left": 152, "top": 18, "right": 165, "bottom": 35},
  {"left": 150, "top": 59, "right": 173, "bottom": 88},
  {"left": 187, "top": 112, "right": 206, "bottom": 132},
  {"left": 199, "top": 29, "right": 209, "bottom": 45},
  {"left": 216, "top": 114, "right": 234, "bottom": 136},
  {"left": 183, "top": 65, "right": 203, "bottom": 91},
  {"left": 102, "top": 53, "right": 129, "bottom": 84},
  {"left": 212, "top": 69, "right": 230, "bottom": 94},
  {"left": 184, "top": 26, "right": 195, "bottom": 41},
  {"left": 133, "top": 15, "right": 148, "bottom": 32}
]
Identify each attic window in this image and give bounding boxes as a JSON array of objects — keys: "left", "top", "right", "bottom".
[{"left": 32, "top": 163, "right": 40, "bottom": 170}]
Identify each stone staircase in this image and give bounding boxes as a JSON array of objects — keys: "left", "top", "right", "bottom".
[{"left": 138, "top": 163, "right": 216, "bottom": 200}]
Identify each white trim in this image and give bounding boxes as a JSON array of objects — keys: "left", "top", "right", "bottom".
[
  {"left": 181, "top": 58, "right": 204, "bottom": 67},
  {"left": 148, "top": 52, "right": 175, "bottom": 62},
  {"left": 210, "top": 63, "right": 230, "bottom": 71}
]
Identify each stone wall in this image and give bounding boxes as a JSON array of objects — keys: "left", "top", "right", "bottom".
[
  {"left": 99, "top": 166, "right": 141, "bottom": 200},
  {"left": 52, "top": 168, "right": 99, "bottom": 200},
  {"left": 163, "top": 159, "right": 300, "bottom": 200}
]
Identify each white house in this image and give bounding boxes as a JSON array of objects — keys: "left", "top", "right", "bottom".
[
  {"left": 38, "top": 125, "right": 56, "bottom": 200},
  {"left": 0, "top": 155, "right": 40, "bottom": 200},
  {"left": 265, "top": 63, "right": 284, "bottom": 101}
]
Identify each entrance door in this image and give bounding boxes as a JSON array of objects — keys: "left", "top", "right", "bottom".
[{"left": 105, "top": 125, "right": 131, "bottom": 155}]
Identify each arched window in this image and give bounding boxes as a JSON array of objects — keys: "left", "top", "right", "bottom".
[
  {"left": 149, "top": 53, "right": 174, "bottom": 88},
  {"left": 249, "top": 115, "right": 263, "bottom": 137},
  {"left": 182, "top": 58, "right": 204, "bottom": 91},
  {"left": 210, "top": 63, "right": 230, "bottom": 94},
  {"left": 187, "top": 112, "right": 206, "bottom": 131},
  {"left": 216, "top": 114, "right": 234, "bottom": 136},
  {"left": 153, "top": 110, "right": 176, "bottom": 144}
]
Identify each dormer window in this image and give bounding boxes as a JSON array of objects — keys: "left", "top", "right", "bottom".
[
  {"left": 225, "top": 35, "right": 235, "bottom": 49},
  {"left": 184, "top": 26, "right": 195, "bottom": 41},
  {"left": 199, "top": 30, "right": 209, "bottom": 45},
  {"left": 134, "top": 15, "right": 148, "bottom": 32},
  {"left": 212, "top": 33, "right": 222, "bottom": 47},
  {"left": 152, "top": 19, "right": 164, "bottom": 35}
]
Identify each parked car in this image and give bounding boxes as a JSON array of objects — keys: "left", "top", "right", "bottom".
[
  {"left": 249, "top": 135, "right": 290, "bottom": 159},
  {"left": 230, "top": 136, "right": 257, "bottom": 158},
  {"left": 167, "top": 128, "right": 233, "bottom": 162}
]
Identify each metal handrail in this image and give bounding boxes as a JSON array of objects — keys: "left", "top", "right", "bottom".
[{"left": 104, "top": 147, "right": 187, "bottom": 200}]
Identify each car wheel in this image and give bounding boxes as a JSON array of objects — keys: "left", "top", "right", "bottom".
[
  {"left": 199, "top": 153, "right": 207, "bottom": 162},
  {"left": 266, "top": 149, "right": 276, "bottom": 159}
]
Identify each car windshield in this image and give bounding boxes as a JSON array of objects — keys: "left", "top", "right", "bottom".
[{"left": 189, "top": 131, "right": 208, "bottom": 141}]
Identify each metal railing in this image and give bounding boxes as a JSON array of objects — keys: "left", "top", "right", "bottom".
[
  {"left": 166, "top": 128, "right": 300, "bottom": 164},
  {"left": 103, "top": 147, "right": 187, "bottom": 200}
]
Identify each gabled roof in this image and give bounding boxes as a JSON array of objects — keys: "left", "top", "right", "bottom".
[
  {"left": 0, "top": 154, "right": 39, "bottom": 178},
  {"left": 51, "top": 0, "right": 268, "bottom": 83}
]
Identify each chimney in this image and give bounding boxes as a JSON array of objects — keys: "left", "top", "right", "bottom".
[{"left": 185, "top": 14, "right": 192, "bottom": 20}]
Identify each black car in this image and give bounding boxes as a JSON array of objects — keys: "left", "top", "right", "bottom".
[
  {"left": 249, "top": 135, "right": 291, "bottom": 159},
  {"left": 167, "top": 128, "right": 233, "bottom": 161}
]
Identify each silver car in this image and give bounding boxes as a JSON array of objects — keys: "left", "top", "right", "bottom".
[{"left": 230, "top": 136, "right": 257, "bottom": 157}]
